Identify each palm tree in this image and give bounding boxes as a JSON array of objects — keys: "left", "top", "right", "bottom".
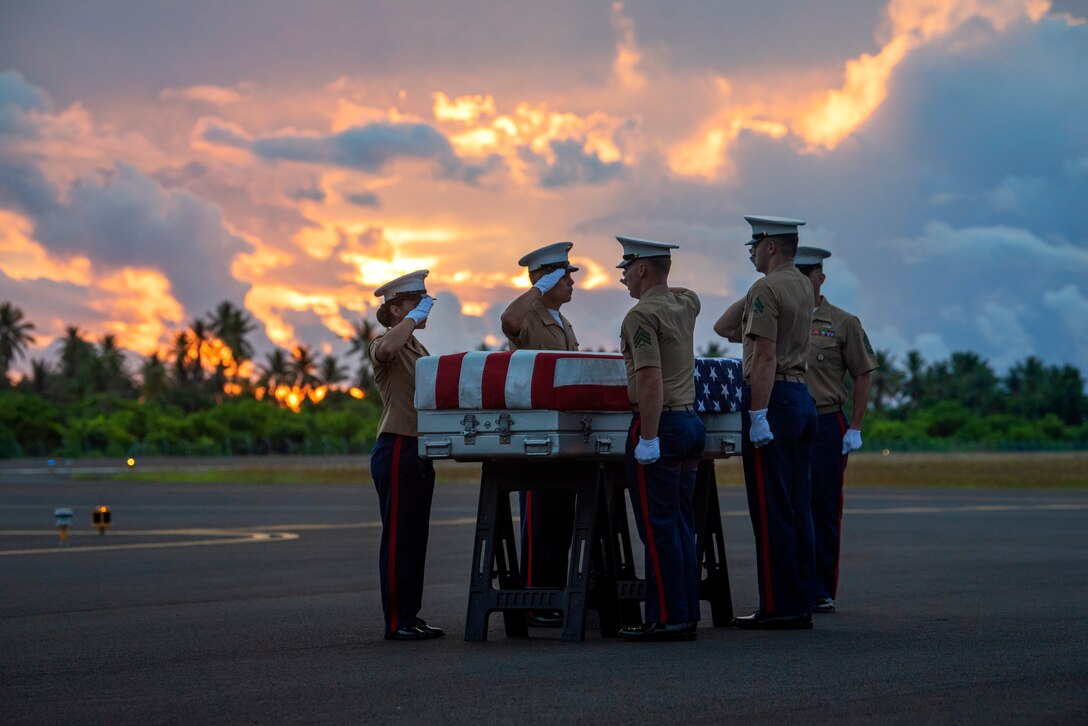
[
  {"left": 186, "top": 318, "right": 212, "bottom": 382},
  {"left": 869, "top": 349, "right": 905, "bottom": 412},
  {"left": 259, "top": 348, "right": 291, "bottom": 390},
  {"left": 98, "top": 334, "right": 129, "bottom": 388},
  {"left": 59, "top": 327, "right": 92, "bottom": 379},
  {"left": 29, "top": 358, "right": 51, "bottom": 396},
  {"left": 698, "top": 341, "right": 729, "bottom": 358},
  {"left": 903, "top": 350, "right": 926, "bottom": 408},
  {"left": 140, "top": 352, "right": 169, "bottom": 399},
  {"left": 288, "top": 344, "right": 319, "bottom": 387},
  {"left": 208, "top": 301, "right": 256, "bottom": 365},
  {"left": 0, "top": 302, "right": 36, "bottom": 383},
  {"left": 345, "top": 318, "right": 378, "bottom": 391},
  {"left": 169, "top": 330, "right": 192, "bottom": 384},
  {"left": 318, "top": 355, "right": 349, "bottom": 387}
]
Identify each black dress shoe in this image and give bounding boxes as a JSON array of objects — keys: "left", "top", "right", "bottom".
[
  {"left": 414, "top": 619, "right": 446, "bottom": 639},
  {"left": 525, "top": 611, "right": 563, "bottom": 628},
  {"left": 384, "top": 625, "right": 429, "bottom": 641},
  {"left": 618, "top": 622, "right": 697, "bottom": 642},
  {"left": 730, "top": 611, "right": 813, "bottom": 630},
  {"left": 813, "top": 597, "right": 836, "bottom": 613}
]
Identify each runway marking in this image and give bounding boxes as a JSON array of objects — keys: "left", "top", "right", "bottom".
[
  {"left": 0, "top": 516, "right": 478, "bottom": 557},
  {"left": 3, "top": 502, "right": 1083, "bottom": 557},
  {"left": 0, "top": 529, "right": 298, "bottom": 557}
]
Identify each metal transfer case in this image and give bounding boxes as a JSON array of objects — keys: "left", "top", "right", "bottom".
[
  {"left": 414, "top": 350, "right": 744, "bottom": 462},
  {"left": 417, "top": 409, "right": 740, "bottom": 461}
]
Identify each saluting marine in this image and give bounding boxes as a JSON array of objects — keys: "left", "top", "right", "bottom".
[
  {"left": 614, "top": 236, "right": 706, "bottom": 643},
  {"left": 714, "top": 216, "right": 818, "bottom": 630},
  {"left": 795, "top": 247, "right": 877, "bottom": 614},
  {"left": 368, "top": 270, "right": 445, "bottom": 641},
  {"left": 500, "top": 242, "right": 579, "bottom": 627}
]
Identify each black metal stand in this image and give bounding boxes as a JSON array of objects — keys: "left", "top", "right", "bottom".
[{"left": 464, "top": 460, "right": 622, "bottom": 642}]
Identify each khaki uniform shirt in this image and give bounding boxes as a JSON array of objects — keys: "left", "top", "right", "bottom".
[
  {"left": 742, "top": 265, "right": 814, "bottom": 382},
  {"left": 805, "top": 296, "right": 878, "bottom": 412},
  {"left": 620, "top": 285, "right": 700, "bottom": 407},
  {"left": 368, "top": 332, "right": 430, "bottom": 437},
  {"left": 506, "top": 298, "right": 578, "bottom": 351}
]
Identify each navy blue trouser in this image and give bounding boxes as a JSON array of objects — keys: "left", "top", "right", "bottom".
[
  {"left": 741, "top": 382, "right": 818, "bottom": 616},
  {"left": 625, "top": 411, "right": 706, "bottom": 624},
  {"left": 519, "top": 489, "right": 576, "bottom": 589},
  {"left": 371, "top": 433, "right": 435, "bottom": 633},
  {"left": 812, "top": 410, "right": 849, "bottom": 600}
]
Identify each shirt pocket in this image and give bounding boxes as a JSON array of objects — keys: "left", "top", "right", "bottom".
[{"left": 810, "top": 334, "right": 841, "bottom": 368}]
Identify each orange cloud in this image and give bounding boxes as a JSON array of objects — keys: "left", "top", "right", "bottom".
[
  {"left": 0, "top": 210, "right": 93, "bottom": 285},
  {"left": 92, "top": 268, "right": 186, "bottom": 353},
  {"left": 610, "top": 2, "right": 645, "bottom": 90},
  {"left": 670, "top": 0, "right": 1051, "bottom": 179},
  {"left": 161, "top": 85, "right": 245, "bottom": 106}
]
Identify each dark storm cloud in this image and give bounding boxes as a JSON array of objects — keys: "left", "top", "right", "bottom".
[
  {"left": 0, "top": 69, "right": 51, "bottom": 138},
  {"left": 345, "top": 191, "right": 380, "bottom": 208},
  {"left": 530, "top": 139, "right": 627, "bottom": 188},
  {"left": 203, "top": 119, "right": 503, "bottom": 184},
  {"left": 0, "top": 153, "right": 254, "bottom": 313}
]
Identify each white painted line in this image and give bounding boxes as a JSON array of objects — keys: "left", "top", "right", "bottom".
[{"left": 0, "top": 530, "right": 298, "bottom": 557}]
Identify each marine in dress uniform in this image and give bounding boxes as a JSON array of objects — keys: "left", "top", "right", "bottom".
[
  {"left": 368, "top": 270, "right": 445, "bottom": 641},
  {"left": 499, "top": 242, "right": 581, "bottom": 627},
  {"left": 714, "top": 216, "right": 818, "bottom": 630},
  {"left": 613, "top": 236, "right": 706, "bottom": 643},
  {"left": 795, "top": 247, "right": 878, "bottom": 614}
]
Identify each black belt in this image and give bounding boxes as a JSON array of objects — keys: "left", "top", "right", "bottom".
[{"left": 774, "top": 373, "right": 806, "bottom": 383}]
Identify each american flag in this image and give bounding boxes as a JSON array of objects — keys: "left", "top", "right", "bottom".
[
  {"left": 693, "top": 357, "right": 743, "bottom": 413},
  {"left": 415, "top": 351, "right": 743, "bottom": 413},
  {"left": 415, "top": 350, "right": 630, "bottom": 411}
]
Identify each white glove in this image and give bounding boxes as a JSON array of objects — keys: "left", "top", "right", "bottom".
[
  {"left": 842, "top": 428, "right": 863, "bottom": 455},
  {"left": 533, "top": 267, "right": 567, "bottom": 294},
  {"left": 634, "top": 436, "right": 660, "bottom": 465},
  {"left": 405, "top": 296, "right": 435, "bottom": 325},
  {"left": 748, "top": 408, "right": 774, "bottom": 447}
]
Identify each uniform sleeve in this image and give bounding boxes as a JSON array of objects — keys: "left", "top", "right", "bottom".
[
  {"left": 621, "top": 309, "right": 661, "bottom": 370},
  {"left": 367, "top": 335, "right": 383, "bottom": 367},
  {"left": 743, "top": 280, "right": 779, "bottom": 341},
  {"left": 676, "top": 288, "right": 701, "bottom": 316},
  {"left": 841, "top": 316, "right": 878, "bottom": 377}
]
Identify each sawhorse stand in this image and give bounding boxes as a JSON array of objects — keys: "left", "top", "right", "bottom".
[{"left": 464, "top": 460, "right": 623, "bottom": 642}]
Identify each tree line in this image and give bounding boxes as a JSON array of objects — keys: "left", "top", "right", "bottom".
[{"left": 1, "top": 301, "right": 1086, "bottom": 457}]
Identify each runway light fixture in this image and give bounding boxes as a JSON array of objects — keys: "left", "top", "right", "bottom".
[
  {"left": 54, "top": 508, "right": 74, "bottom": 546},
  {"left": 127, "top": 458, "right": 136, "bottom": 467},
  {"left": 93, "top": 505, "right": 112, "bottom": 535}
]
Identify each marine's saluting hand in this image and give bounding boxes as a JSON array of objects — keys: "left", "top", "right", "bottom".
[
  {"left": 405, "top": 296, "right": 436, "bottom": 325},
  {"left": 533, "top": 267, "right": 568, "bottom": 294}
]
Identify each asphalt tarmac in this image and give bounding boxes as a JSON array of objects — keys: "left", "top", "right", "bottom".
[{"left": 2, "top": 464, "right": 1087, "bottom": 724}]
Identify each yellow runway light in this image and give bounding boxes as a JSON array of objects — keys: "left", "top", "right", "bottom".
[{"left": 93, "top": 505, "right": 112, "bottom": 535}]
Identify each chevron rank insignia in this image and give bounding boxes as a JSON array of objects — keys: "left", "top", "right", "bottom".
[
  {"left": 632, "top": 327, "right": 653, "bottom": 349},
  {"left": 752, "top": 296, "right": 765, "bottom": 314}
]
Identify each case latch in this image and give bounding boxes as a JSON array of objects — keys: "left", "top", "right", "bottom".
[
  {"left": 496, "top": 413, "right": 514, "bottom": 444},
  {"left": 460, "top": 414, "right": 478, "bottom": 444}
]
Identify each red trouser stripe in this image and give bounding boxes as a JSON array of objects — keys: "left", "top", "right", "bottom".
[
  {"left": 834, "top": 411, "right": 849, "bottom": 596},
  {"left": 525, "top": 491, "right": 534, "bottom": 587},
  {"left": 631, "top": 422, "right": 667, "bottom": 622},
  {"left": 753, "top": 446, "right": 774, "bottom": 613},
  {"left": 389, "top": 435, "right": 402, "bottom": 631}
]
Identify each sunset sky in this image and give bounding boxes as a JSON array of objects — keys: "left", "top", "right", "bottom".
[{"left": 1, "top": 0, "right": 1086, "bottom": 376}]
